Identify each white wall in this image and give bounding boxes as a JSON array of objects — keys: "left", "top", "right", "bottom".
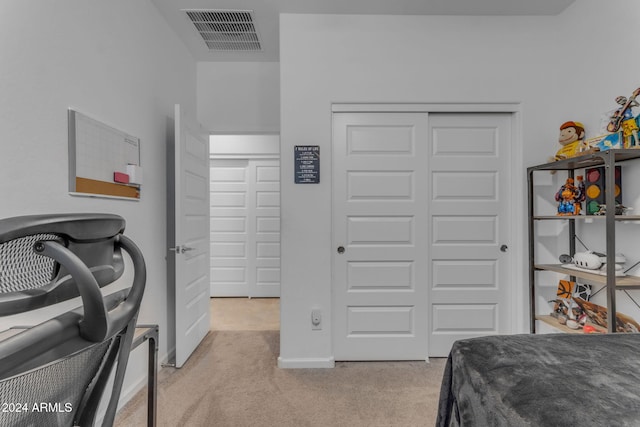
[
  {"left": 210, "top": 134, "right": 280, "bottom": 158},
  {"left": 198, "top": 62, "right": 280, "bottom": 134},
  {"left": 0, "top": 0, "right": 196, "bottom": 408},
  {"left": 278, "top": 0, "right": 640, "bottom": 366}
]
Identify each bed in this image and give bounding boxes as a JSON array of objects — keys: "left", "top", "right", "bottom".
[{"left": 436, "top": 333, "right": 640, "bottom": 426}]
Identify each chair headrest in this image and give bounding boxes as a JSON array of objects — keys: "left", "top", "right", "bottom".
[
  {"left": 0, "top": 213, "right": 128, "bottom": 315},
  {"left": 0, "top": 213, "right": 125, "bottom": 242}
]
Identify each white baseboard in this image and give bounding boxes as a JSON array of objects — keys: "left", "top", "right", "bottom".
[{"left": 277, "top": 356, "right": 335, "bottom": 368}]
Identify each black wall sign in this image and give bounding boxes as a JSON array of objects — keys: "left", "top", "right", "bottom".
[{"left": 294, "top": 145, "right": 320, "bottom": 184}]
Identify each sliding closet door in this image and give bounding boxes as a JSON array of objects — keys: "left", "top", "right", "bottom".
[
  {"left": 210, "top": 159, "right": 280, "bottom": 298},
  {"left": 332, "top": 112, "right": 429, "bottom": 360},
  {"left": 427, "top": 113, "right": 513, "bottom": 357},
  {"left": 210, "top": 159, "right": 251, "bottom": 296},
  {"left": 252, "top": 160, "right": 281, "bottom": 297},
  {"left": 332, "top": 108, "right": 514, "bottom": 360}
]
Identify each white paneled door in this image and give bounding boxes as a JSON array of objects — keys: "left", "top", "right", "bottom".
[
  {"left": 332, "top": 111, "right": 512, "bottom": 360},
  {"left": 209, "top": 160, "right": 250, "bottom": 296},
  {"left": 210, "top": 159, "right": 280, "bottom": 298},
  {"left": 333, "top": 112, "right": 429, "bottom": 360},
  {"left": 427, "top": 113, "right": 512, "bottom": 356},
  {"left": 253, "top": 160, "right": 281, "bottom": 297},
  {"left": 170, "top": 105, "right": 211, "bottom": 368}
]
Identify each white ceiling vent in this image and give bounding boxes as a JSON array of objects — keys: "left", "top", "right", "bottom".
[{"left": 184, "top": 9, "right": 262, "bottom": 52}]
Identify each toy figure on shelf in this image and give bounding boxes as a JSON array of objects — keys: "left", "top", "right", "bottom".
[
  {"left": 555, "top": 176, "right": 585, "bottom": 215},
  {"left": 553, "top": 121, "right": 588, "bottom": 161},
  {"left": 593, "top": 203, "right": 632, "bottom": 216},
  {"left": 607, "top": 87, "right": 640, "bottom": 148},
  {"left": 550, "top": 280, "right": 592, "bottom": 325}
]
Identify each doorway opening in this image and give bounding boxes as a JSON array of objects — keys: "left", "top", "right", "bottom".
[{"left": 209, "top": 135, "right": 281, "bottom": 299}]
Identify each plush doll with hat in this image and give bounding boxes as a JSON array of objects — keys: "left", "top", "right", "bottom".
[{"left": 553, "top": 121, "right": 587, "bottom": 161}]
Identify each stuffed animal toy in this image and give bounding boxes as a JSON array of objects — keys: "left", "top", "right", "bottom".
[{"left": 553, "top": 121, "right": 587, "bottom": 161}]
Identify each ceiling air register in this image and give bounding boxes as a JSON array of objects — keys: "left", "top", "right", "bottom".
[{"left": 184, "top": 10, "right": 262, "bottom": 52}]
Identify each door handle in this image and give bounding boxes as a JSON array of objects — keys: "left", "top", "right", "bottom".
[
  {"left": 337, "top": 246, "right": 345, "bottom": 254},
  {"left": 500, "top": 244, "right": 508, "bottom": 253},
  {"left": 169, "top": 245, "right": 195, "bottom": 254}
]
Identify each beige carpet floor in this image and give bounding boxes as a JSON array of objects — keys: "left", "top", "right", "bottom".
[{"left": 115, "top": 299, "right": 447, "bottom": 427}]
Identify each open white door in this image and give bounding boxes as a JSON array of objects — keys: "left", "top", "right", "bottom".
[{"left": 169, "top": 104, "right": 211, "bottom": 368}]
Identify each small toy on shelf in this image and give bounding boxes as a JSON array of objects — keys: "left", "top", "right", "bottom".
[
  {"left": 585, "top": 165, "right": 622, "bottom": 215},
  {"left": 607, "top": 87, "right": 640, "bottom": 148},
  {"left": 593, "top": 203, "right": 632, "bottom": 215},
  {"left": 565, "top": 319, "right": 580, "bottom": 329},
  {"left": 555, "top": 280, "right": 592, "bottom": 302},
  {"left": 582, "top": 324, "right": 601, "bottom": 334},
  {"left": 553, "top": 121, "right": 589, "bottom": 161},
  {"left": 555, "top": 176, "right": 585, "bottom": 215},
  {"left": 551, "top": 280, "right": 592, "bottom": 318}
]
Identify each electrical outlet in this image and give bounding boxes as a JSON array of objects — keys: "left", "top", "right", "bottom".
[{"left": 311, "top": 309, "right": 322, "bottom": 330}]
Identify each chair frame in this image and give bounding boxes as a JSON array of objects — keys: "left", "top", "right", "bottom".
[{"left": 0, "top": 213, "right": 146, "bottom": 426}]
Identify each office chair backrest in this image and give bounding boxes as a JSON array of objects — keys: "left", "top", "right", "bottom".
[{"left": 0, "top": 213, "right": 146, "bottom": 426}]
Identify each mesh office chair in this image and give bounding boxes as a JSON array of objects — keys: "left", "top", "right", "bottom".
[{"left": 0, "top": 213, "right": 146, "bottom": 426}]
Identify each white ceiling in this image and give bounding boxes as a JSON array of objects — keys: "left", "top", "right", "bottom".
[{"left": 151, "top": 0, "right": 575, "bottom": 62}]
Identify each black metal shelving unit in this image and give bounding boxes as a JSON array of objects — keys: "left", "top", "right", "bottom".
[{"left": 528, "top": 149, "right": 640, "bottom": 333}]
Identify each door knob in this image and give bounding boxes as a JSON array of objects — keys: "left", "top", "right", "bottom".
[
  {"left": 337, "top": 246, "right": 345, "bottom": 254},
  {"left": 500, "top": 244, "right": 508, "bottom": 253}
]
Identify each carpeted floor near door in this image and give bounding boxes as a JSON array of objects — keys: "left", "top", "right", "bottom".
[{"left": 115, "top": 299, "right": 446, "bottom": 427}]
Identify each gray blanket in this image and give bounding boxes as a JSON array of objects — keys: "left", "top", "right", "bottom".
[{"left": 436, "top": 333, "right": 640, "bottom": 426}]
